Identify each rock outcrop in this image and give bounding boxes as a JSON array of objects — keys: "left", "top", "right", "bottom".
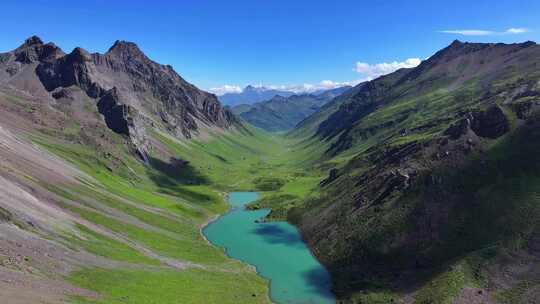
[
  {"left": 13, "top": 36, "right": 65, "bottom": 64},
  {"left": 96, "top": 87, "right": 149, "bottom": 161},
  {"left": 470, "top": 105, "right": 510, "bottom": 139},
  {"left": 444, "top": 105, "right": 510, "bottom": 140}
]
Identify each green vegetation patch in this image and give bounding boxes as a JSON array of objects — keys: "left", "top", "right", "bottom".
[
  {"left": 350, "top": 290, "right": 397, "bottom": 304},
  {"left": 247, "top": 194, "right": 298, "bottom": 210},
  {"left": 69, "top": 268, "right": 270, "bottom": 304},
  {"left": 252, "top": 177, "right": 286, "bottom": 191},
  {"left": 68, "top": 224, "right": 160, "bottom": 265},
  {"left": 0, "top": 206, "right": 12, "bottom": 222},
  {"left": 246, "top": 194, "right": 299, "bottom": 221},
  {"left": 415, "top": 264, "right": 472, "bottom": 304},
  {"left": 60, "top": 201, "right": 228, "bottom": 265}
]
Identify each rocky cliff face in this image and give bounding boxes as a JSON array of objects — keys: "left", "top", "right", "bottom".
[{"left": 0, "top": 36, "right": 236, "bottom": 159}]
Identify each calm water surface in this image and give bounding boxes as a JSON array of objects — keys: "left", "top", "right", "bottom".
[{"left": 203, "top": 192, "right": 335, "bottom": 304}]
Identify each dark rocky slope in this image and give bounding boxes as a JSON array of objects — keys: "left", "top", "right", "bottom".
[{"left": 290, "top": 40, "right": 540, "bottom": 302}]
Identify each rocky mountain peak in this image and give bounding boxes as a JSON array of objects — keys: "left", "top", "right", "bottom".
[
  {"left": 399, "top": 40, "right": 537, "bottom": 85},
  {"left": 19, "top": 35, "right": 44, "bottom": 48},
  {"left": 107, "top": 40, "right": 146, "bottom": 59},
  {"left": 14, "top": 35, "right": 62, "bottom": 63},
  {"left": 39, "top": 43, "right": 65, "bottom": 62},
  {"left": 426, "top": 39, "right": 536, "bottom": 66},
  {"left": 449, "top": 39, "right": 464, "bottom": 47},
  {"left": 67, "top": 47, "right": 92, "bottom": 62},
  {"left": 428, "top": 40, "right": 492, "bottom": 64}
]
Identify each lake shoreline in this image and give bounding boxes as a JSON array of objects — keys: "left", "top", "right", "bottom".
[
  {"left": 203, "top": 191, "right": 336, "bottom": 304},
  {"left": 199, "top": 191, "right": 274, "bottom": 303}
]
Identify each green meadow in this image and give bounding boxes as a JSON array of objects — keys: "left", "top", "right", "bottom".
[{"left": 31, "top": 124, "right": 326, "bottom": 304}]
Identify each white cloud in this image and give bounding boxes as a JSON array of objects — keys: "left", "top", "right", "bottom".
[
  {"left": 354, "top": 58, "right": 421, "bottom": 79},
  {"left": 262, "top": 80, "right": 363, "bottom": 93},
  {"left": 210, "top": 57, "right": 424, "bottom": 96},
  {"left": 506, "top": 27, "right": 529, "bottom": 34},
  {"left": 207, "top": 85, "right": 242, "bottom": 95},
  {"left": 440, "top": 30, "right": 494, "bottom": 36},
  {"left": 207, "top": 80, "right": 360, "bottom": 96},
  {"left": 439, "top": 27, "right": 530, "bottom": 36},
  {"left": 265, "top": 80, "right": 356, "bottom": 93}
]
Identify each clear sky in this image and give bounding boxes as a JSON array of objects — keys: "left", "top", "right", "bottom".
[{"left": 1, "top": 0, "right": 540, "bottom": 94}]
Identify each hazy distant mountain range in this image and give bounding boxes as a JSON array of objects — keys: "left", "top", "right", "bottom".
[
  {"left": 218, "top": 85, "right": 296, "bottom": 106},
  {"left": 232, "top": 86, "right": 351, "bottom": 132}
]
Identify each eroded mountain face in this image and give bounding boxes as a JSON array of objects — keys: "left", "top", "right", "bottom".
[{"left": 0, "top": 36, "right": 236, "bottom": 160}]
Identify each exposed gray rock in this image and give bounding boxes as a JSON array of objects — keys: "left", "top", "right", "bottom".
[
  {"left": 320, "top": 168, "right": 339, "bottom": 186},
  {"left": 445, "top": 106, "right": 510, "bottom": 140},
  {"left": 511, "top": 100, "right": 538, "bottom": 120},
  {"left": 14, "top": 36, "right": 65, "bottom": 64},
  {"left": 470, "top": 105, "right": 510, "bottom": 139},
  {"left": 444, "top": 116, "right": 472, "bottom": 140},
  {"left": 97, "top": 87, "right": 150, "bottom": 162}
]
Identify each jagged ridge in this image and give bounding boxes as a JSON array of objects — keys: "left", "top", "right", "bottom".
[{"left": 0, "top": 36, "right": 237, "bottom": 160}]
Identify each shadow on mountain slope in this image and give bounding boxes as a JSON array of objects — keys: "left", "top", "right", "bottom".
[
  {"left": 321, "top": 117, "right": 540, "bottom": 299},
  {"left": 147, "top": 156, "right": 215, "bottom": 204}
]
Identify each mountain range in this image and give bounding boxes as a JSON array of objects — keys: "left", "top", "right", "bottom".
[
  {"left": 231, "top": 86, "right": 350, "bottom": 132},
  {"left": 0, "top": 36, "right": 237, "bottom": 160}
]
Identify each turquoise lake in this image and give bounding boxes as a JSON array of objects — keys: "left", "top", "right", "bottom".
[{"left": 203, "top": 192, "right": 335, "bottom": 304}]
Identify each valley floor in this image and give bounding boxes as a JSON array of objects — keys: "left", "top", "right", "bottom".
[{"left": 0, "top": 89, "right": 325, "bottom": 304}]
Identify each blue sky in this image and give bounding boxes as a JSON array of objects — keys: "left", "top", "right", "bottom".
[{"left": 1, "top": 0, "right": 539, "bottom": 94}]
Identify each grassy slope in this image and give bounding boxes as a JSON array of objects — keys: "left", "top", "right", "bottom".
[
  {"left": 152, "top": 126, "right": 327, "bottom": 220},
  {"left": 29, "top": 126, "right": 286, "bottom": 303},
  {"left": 69, "top": 268, "right": 269, "bottom": 304}
]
